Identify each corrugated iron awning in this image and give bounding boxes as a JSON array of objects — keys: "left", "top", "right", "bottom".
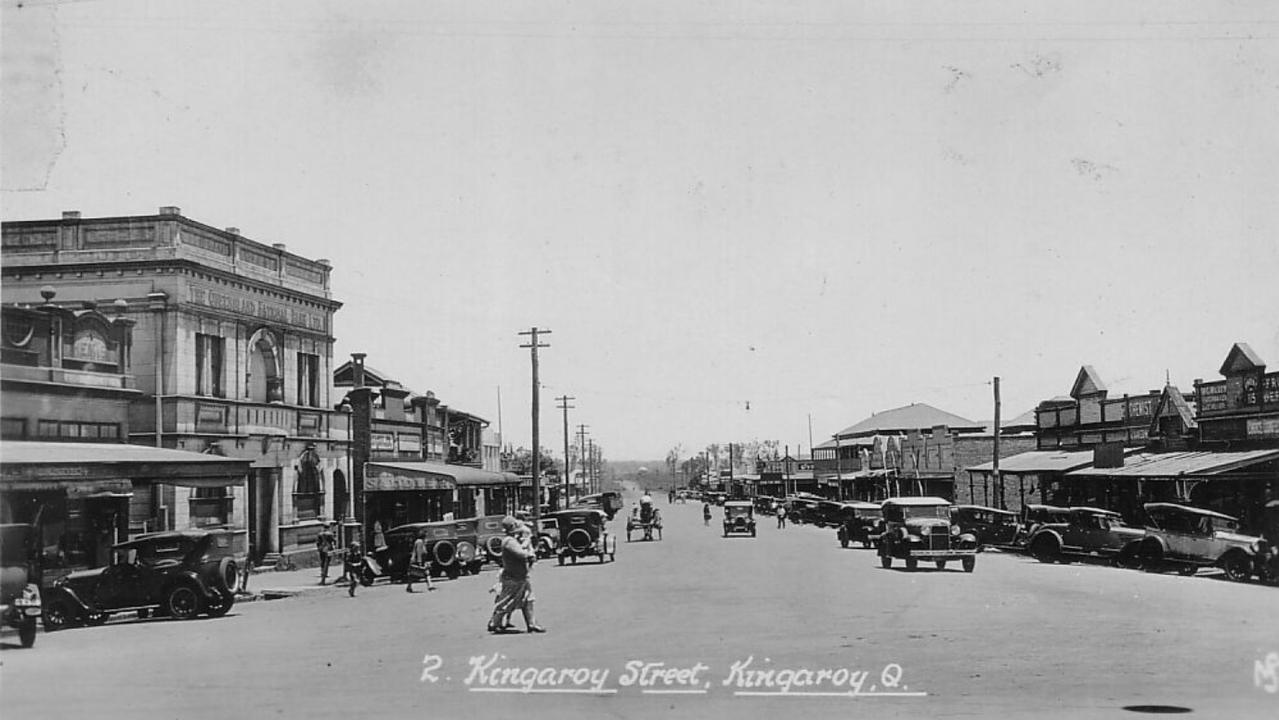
[{"left": 1067, "top": 449, "right": 1279, "bottom": 479}]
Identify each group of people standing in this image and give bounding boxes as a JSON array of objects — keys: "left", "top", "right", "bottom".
[{"left": 313, "top": 516, "right": 543, "bottom": 633}]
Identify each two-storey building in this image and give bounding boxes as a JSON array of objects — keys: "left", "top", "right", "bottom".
[{"left": 2, "top": 207, "right": 345, "bottom": 565}]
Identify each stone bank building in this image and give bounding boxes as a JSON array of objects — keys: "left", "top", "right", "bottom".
[{"left": 2, "top": 207, "right": 345, "bottom": 566}]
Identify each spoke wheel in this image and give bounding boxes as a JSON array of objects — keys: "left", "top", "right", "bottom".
[
  {"left": 42, "top": 599, "right": 77, "bottom": 632},
  {"left": 205, "top": 592, "right": 235, "bottom": 617},
  {"left": 166, "top": 585, "right": 202, "bottom": 620}
]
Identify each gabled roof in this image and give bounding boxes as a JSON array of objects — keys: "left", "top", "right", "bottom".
[
  {"left": 1070, "top": 365, "right": 1107, "bottom": 399},
  {"left": 1219, "top": 342, "right": 1266, "bottom": 376},
  {"left": 834, "top": 403, "right": 983, "bottom": 438},
  {"left": 333, "top": 360, "right": 396, "bottom": 388},
  {"left": 1149, "top": 385, "right": 1198, "bottom": 434}
]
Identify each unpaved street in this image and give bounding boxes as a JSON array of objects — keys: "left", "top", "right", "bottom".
[{"left": 2, "top": 492, "right": 1276, "bottom": 719}]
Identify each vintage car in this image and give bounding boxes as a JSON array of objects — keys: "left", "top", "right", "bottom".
[
  {"left": 1256, "top": 500, "right": 1279, "bottom": 585},
  {"left": 753, "top": 496, "right": 781, "bottom": 515},
  {"left": 361, "top": 521, "right": 463, "bottom": 585},
  {"left": 722, "top": 500, "right": 757, "bottom": 537},
  {"left": 1024, "top": 507, "right": 1146, "bottom": 565},
  {"left": 626, "top": 495, "right": 663, "bottom": 541},
  {"left": 877, "top": 497, "right": 979, "bottom": 572},
  {"left": 0, "top": 524, "right": 43, "bottom": 647},
  {"left": 534, "top": 517, "right": 561, "bottom": 558},
  {"left": 568, "top": 492, "right": 624, "bottom": 520},
  {"left": 812, "top": 500, "right": 848, "bottom": 528},
  {"left": 951, "top": 505, "right": 1020, "bottom": 549},
  {"left": 835, "top": 502, "right": 883, "bottom": 549},
  {"left": 472, "top": 515, "right": 509, "bottom": 567},
  {"left": 42, "top": 530, "right": 240, "bottom": 630},
  {"left": 448, "top": 517, "right": 493, "bottom": 575},
  {"left": 550, "top": 509, "right": 616, "bottom": 564},
  {"left": 1012, "top": 504, "right": 1072, "bottom": 548},
  {"left": 785, "top": 494, "right": 823, "bottom": 524},
  {"left": 1132, "top": 503, "right": 1260, "bottom": 581}
]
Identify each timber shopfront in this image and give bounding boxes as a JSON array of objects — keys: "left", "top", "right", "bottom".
[
  {"left": 0, "top": 441, "right": 251, "bottom": 581},
  {"left": 363, "top": 461, "right": 521, "bottom": 538}
]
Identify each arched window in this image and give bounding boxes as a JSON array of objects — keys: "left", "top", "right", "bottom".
[{"left": 246, "top": 328, "right": 284, "bottom": 403}]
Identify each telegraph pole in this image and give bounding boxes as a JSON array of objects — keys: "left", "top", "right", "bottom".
[
  {"left": 576, "top": 424, "right": 590, "bottom": 500},
  {"left": 556, "top": 395, "right": 575, "bottom": 510},
  {"left": 519, "top": 327, "right": 551, "bottom": 528},
  {"left": 993, "top": 376, "right": 1003, "bottom": 510}
]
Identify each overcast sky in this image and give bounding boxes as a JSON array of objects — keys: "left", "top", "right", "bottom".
[{"left": 4, "top": 1, "right": 1278, "bottom": 461}]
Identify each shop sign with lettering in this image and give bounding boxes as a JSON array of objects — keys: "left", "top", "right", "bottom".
[
  {"left": 187, "top": 285, "right": 328, "bottom": 332},
  {"left": 365, "top": 470, "right": 454, "bottom": 492}
]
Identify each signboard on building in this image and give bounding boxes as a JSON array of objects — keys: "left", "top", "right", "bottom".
[
  {"left": 365, "top": 469, "right": 454, "bottom": 491},
  {"left": 1247, "top": 417, "right": 1279, "bottom": 440}
]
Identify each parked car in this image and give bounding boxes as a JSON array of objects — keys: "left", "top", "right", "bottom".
[
  {"left": 877, "top": 497, "right": 979, "bottom": 572},
  {"left": 786, "top": 495, "right": 823, "bottom": 524},
  {"left": 1012, "top": 504, "right": 1072, "bottom": 548},
  {"left": 812, "top": 500, "right": 847, "bottom": 527},
  {"left": 472, "top": 515, "right": 509, "bottom": 567},
  {"left": 1133, "top": 503, "right": 1260, "bottom": 581},
  {"left": 449, "top": 517, "right": 493, "bottom": 575},
  {"left": 722, "top": 501, "right": 757, "bottom": 537},
  {"left": 753, "top": 496, "right": 781, "bottom": 515},
  {"left": 835, "top": 502, "right": 883, "bottom": 549},
  {"left": 568, "top": 492, "right": 624, "bottom": 520},
  {"left": 534, "top": 517, "right": 560, "bottom": 559},
  {"left": 0, "top": 524, "right": 43, "bottom": 647},
  {"left": 42, "top": 530, "right": 240, "bottom": 630},
  {"left": 951, "top": 505, "right": 1020, "bottom": 549},
  {"left": 550, "top": 509, "right": 616, "bottom": 564},
  {"left": 360, "top": 521, "right": 463, "bottom": 585},
  {"left": 1024, "top": 507, "right": 1146, "bottom": 565}
]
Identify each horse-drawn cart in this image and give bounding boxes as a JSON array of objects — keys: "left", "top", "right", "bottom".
[{"left": 626, "top": 495, "right": 663, "bottom": 541}]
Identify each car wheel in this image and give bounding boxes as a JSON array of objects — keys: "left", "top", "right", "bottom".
[
  {"left": 962, "top": 556, "right": 976, "bottom": 573},
  {"left": 862, "top": 540, "right": 872, "bottom": 549},
  {"left": 42, "top": 598, "right": 77, "bottom": 631},
  {"left": 1221, "top": 554, "right": 1251, "bottom": 583},
  {"left": 85, "top": 612, "right": 109, "bottom": 626},
  {"left": 935, "top": 561, "right": 947, "bottom": 570},
  {"left": 360, "top": 567, "right": 376, "bottom": 586},
  {"left": 1140, "top": 545, "right": 1166, "bottom": 573},
  {"left": 205, "top": 591, "right": 235, "bottom": 617},
  {"left": 905, "top": 558, "right": 918, "bottom": 571},
  {"left": 166, "top": 585, "right": 202, "bottom": 620},
  {"left": 19, "top": 618, "right": 37, "bottom": 648},
  {"left": 1031, "top": 537, "right": 1060, "bottom": 564}
]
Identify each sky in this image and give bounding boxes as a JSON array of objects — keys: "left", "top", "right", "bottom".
[{"left": 3, "top": 0, "right": 1279, "bottom": 461}]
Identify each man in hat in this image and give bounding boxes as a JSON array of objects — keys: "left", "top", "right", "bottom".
[
  {"left": 406, "top": 528, "right": 436, "bottom": 593},
  {"left": 316, "top": 521, "right": 337, "bottom": 585},
  {"left": 488, "top": 516, "right": 544, "bottom": 634}
]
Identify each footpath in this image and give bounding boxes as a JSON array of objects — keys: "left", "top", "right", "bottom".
[{"left": 236, "top": 566, "right": 356, "bottom": 603}]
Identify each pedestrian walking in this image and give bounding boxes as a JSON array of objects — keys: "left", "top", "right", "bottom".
[
  {"left": 405, "top": 529, "right": 436, "bottom": 593},
  {"left": 703, "top": 502, "right": 712, "bottom": 527},
  {"left": 316, "top": 521, "right": 336, "bottom": 585},
  {"left": 488, "top": 516, "right": 544, "bottom": 634},
  {"left": 344, "top": 541, "right": 363, "bottom": 597},
  {"left": 777, "top": 504, "right": 787, "bottom": 529}
]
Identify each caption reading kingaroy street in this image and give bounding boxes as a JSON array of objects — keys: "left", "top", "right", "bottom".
[{"left": 424, "top": 653, "right": 920, "bottom": 696}]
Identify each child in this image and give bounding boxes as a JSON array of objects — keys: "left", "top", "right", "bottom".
[{"left": 344, "top": 541, "right": 363, "bottom": 597}]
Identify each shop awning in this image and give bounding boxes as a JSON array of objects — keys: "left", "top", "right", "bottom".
[
  {"left": 966, "top": 449, "right": 1113, "bottom": 475},
  {"left": 364, "top": 461, "right": 521, "bottom": 492},
  {"left": 1066, "top": 449, "right": 1279, "bottom": 479},
  {"left": 1, "top": 441, "right": 251, "bottom": 491}
]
